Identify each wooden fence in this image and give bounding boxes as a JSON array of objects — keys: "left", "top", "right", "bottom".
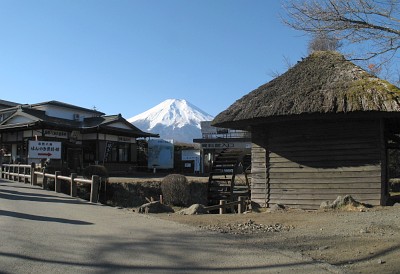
[
  {"left": 1, "top": 163, "right": 100, "bottom": 203},
  {"left": 203, "top": 196, "right": 248, "bottom": 214}
]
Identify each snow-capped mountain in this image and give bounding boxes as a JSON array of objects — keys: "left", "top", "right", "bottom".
[{"left": 128, "top": 99, "right": 214, "bottom": 143}]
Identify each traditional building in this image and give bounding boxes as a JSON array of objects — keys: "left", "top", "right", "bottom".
[
  {"left": 0, "top": 100, "right": 158, "bottom": 173},
  {"left": 213, "top": 51, "right": 400, "bottom": 209},
  {"left": 193, "top": 121, "right": 251, "bottom": 173}
]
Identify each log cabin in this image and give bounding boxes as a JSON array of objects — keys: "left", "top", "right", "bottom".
[{"left": 212, "top": 51, "right": 400, "bottom": 209}]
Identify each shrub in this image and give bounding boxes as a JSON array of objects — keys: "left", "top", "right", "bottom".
[
  {"left": 83, "top": 165, "right": 109, "bottom": 181},
  {"left": 161, "top": 174, "right": 190, "bottom": 207}
]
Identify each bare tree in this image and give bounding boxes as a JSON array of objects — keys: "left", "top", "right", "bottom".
[
  {"left": 282, "top": 0, "right": 400, "bottom": 62},
  {"left": 308, "top": 31, "right": 342, "bottom": 53}
]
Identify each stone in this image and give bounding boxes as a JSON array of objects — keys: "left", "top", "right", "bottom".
[
  {"left": 177, "top": 204, "right": 208, "bottom": 215},
  {"left": 320, "top": 195, "right": 366, "bottom": 210},
  {"left": 267, "top": 204, "right": 286, "bottom": 212}
]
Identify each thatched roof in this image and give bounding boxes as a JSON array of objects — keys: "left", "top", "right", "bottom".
[{"left": 212, "top": 51, "right": 400, "bottom": 129}]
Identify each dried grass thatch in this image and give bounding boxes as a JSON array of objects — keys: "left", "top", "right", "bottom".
[{"left": 212, "top": 51, "right": 400, "bottom": 129}]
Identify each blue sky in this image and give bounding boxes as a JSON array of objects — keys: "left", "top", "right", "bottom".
[{"left": 0, "top": 0, "right": 309, "bottom": 118}]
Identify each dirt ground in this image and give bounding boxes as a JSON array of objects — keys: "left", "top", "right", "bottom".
[
  {"left": 109, "top": 175, "right": 399, "bottom": 273},
  {"left": 156, "top": 204, "right": 400, "bottom": 274}
]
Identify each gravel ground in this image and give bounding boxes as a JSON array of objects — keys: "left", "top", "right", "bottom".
[{"left": 156, "top": 204, "right": 400, "bottom": 274}]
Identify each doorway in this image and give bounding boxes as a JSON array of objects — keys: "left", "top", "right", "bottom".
[{"left": 67, "top": 148, "right": 83, "bottom": 173}]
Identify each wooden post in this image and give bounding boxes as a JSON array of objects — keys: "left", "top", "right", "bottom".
[
  {"left": 54, "top": 171, "right": 61, "bottom": 193},
  {"left": 90, "top": 175, "right": 100, "bottom": 203},
  {"left": 70, "top": 173, "right": 77, "bottom": 197},
  {"left": 42, "top": 170, "right": 47, "bottom": 190},
  {"left": 219, "top": 200, "right": 226, "bottom": 214},
  {"left": 238, "top": 196, "right": 245, "bottom": 214},
  {"left": 380, "top": 118, "right": 388, "bottom": 205},
  {"left": 23, "top": 166, "right": 28, "bottom": 183},
  {"left": 30, "top": 163, "right": 36, "bottom": 185},
  {"left": 17, "top": 164, "right": 21, "bottom": 182}
]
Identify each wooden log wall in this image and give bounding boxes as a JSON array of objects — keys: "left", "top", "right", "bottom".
[{"left": 251, "top": 119, "right": 384, "bottom": 209}]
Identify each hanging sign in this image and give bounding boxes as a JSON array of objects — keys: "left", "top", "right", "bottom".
[
  {"left": 44, "top": 129, "right": 68, "bottom": 139},
  {"left": 103, "top": 141, "right": 114, "bottom": 162},
  {"left": 28, "top": 141, "right": 62, "bottom": 159}
]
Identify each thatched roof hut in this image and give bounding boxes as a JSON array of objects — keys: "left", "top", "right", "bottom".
[
  {"left": 212, "top": 51, "right": 400, "bottom": 209},
  {"left": 213, "top": 51, "right": 400, "bottom": 130}
]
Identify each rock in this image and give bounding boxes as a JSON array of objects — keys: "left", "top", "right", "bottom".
[
  {"left": 377, "top": 259, "right": 385, "bottom": 264},
  {"left": 320, "top": 195, "right": 366, "bottom": 210},
  {"left": 320, "top": 201, "right": 330, "bottom": 209},
  {"left": 136, "top": 201, "right": 174, "bottom": 214},
  {"left": 177, "top": 204, "right": 208, "bottom": 215},
  {"left": 267, "top": 204, "right": 286, "bottom": 212}
]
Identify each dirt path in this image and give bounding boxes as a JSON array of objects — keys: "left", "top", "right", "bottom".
[
  {"left": 158, "top": 205, "right": 400, "bottom": 274},
  {"left": 0, "top": 180, "right": 341, "bottom": 274}
]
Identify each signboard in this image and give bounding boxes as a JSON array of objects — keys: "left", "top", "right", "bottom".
[
  {"left": 182, "top": 150, "right": 200, "bottom": 172},
  {"left": 103, "top": 141, "right": 114, "bottom": 162},
  {"left": 44, "top": 129, "right": 68, "bottom": 139},
  {"left": 29, "top": 141, "right": 62, "bottom": 159},
  {"left": 148, "top": 139, "right": 174, "bottom": 169}
]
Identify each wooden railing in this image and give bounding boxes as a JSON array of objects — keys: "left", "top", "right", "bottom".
[
  {"left": 1, "top": 163, "right": 100, "bottom": 203},
  {"left": 203, "top": 196, "right": 248, "bottom": 214}
]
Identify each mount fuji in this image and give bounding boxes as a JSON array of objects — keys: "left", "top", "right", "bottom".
[{"left": 127, "top": 99, "right": 214, "bottom": 143}]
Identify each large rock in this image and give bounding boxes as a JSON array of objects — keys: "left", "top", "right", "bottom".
[
  {"left": 320, "top": 195, "right": 365, "bottom": 210},
  {"left": 177, "top": 204, "right": 208, "bottom": 215}
]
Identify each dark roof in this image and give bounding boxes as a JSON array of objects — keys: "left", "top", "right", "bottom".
[
  {"left": 0, "top": 99, "right": 20, "bottom": 109},
  {"left": 30, "top": 100, "right": 105, "bottom": 116},
  {"left": 0, "top": 107, "right": 158, "bottom": 138},
  {"left": 83, "top": 114, "right": 159, "bottom": 137},
  {"left": 212, "top": 51, "right": 400, "bottom": 129}
]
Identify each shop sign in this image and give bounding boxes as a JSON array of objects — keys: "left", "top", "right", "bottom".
[
  {"left": 118, "top": 136, "right": 132, "bottom": 143},
  {"left": 44, "top": 129, "right": 68, "bottom": 139},
  {"left": 29, "top": 141, "right": 62, "bottom": 159},
  {"left": 103, "top": 141, "right": 114, "bottom": 162}
]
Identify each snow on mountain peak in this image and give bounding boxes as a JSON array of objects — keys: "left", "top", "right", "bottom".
[{"left": 127, "top": 99, "right": 214, "bottom": 143}]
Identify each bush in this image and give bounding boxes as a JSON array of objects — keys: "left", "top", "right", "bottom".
[
  {"left": 83, "top": 165, "right": 109, "bottom": 181},
  {"left": 161, "top": 174, "right": 190, "bottom": 207}
]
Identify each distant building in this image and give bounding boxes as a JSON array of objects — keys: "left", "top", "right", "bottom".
[
  {"left": 0, "top": 100, "right": 158, "bottom": 173},
  {"left": 193, "top": 121, "right": 251, "bottom": 173},
  {"left": 0, "top": 100, "right": 19, "bottom": 111}
]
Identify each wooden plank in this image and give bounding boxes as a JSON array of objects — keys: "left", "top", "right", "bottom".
[
  {"left": 270, "top": 142, "right": 379, "bottom": 153},
  {"left": 267, "top": 166, "right": 381, "bottom": 173},
  {"left": 268, "top": 121, "right": 378, "bottom": 135},
  {"left": 266, "top": 177, "right": 381, "bottom": 184},
  {"left": 266, "top": 188, "right": 381, "bottom": 195},
  {"left": 252, "top": 195, "right": 381, "bottom": 208},
  {"left": 268, "top": 171, "right": 381, "bottom": 179},
  {"left": 269, "top": 131, "right": 378, "bottom": 144},
  {"left": 269, "top": 154, "right": 379, "bottom": 163},
  {"left": 269, "top": 148, "right": 380, "bottom": 158},
  {"left": 251, "top": 195, "right": 381, "bottom": 205},
  {"left": 269, "top": 162, "right": 381, "bottom": 169},
  {"left": 254, "top": 185, "right": 381, "bottom": 191},
  {"left": 255, "top": 181, "right": 380, "bottom": 189}
]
